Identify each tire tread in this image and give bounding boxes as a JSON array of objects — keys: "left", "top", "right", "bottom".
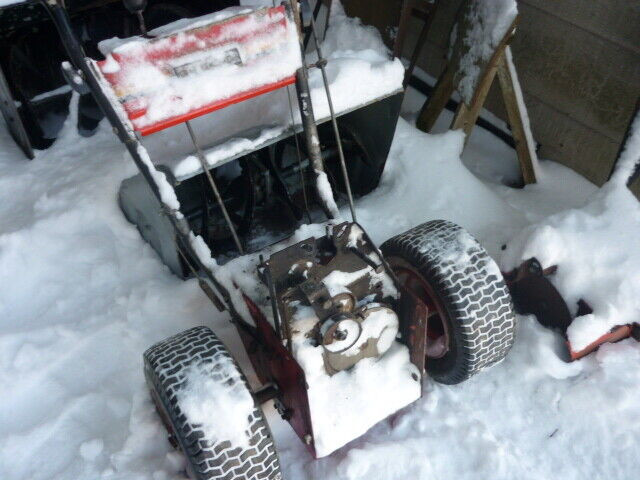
[
  {"left": 143, "top": 326, "right": 281, "bottom": 480},
  {"left": 381, "top": 220, "right": 516, "bottom": 384}
]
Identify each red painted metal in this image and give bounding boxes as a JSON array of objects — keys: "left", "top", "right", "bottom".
[
  {"left": 393, "top": 264, "right": 450, "bottom": 360},
  {"left": 136, "top": 76, "right": 295, "bottom": 136},
  {"left": 397, "top": 285, "right": 427, "bottom": 375},
  {"left": 240, "top": 294, "right": 317, "bottom": 457},
  {"left": 568, "top": 325, "right": 634, "bottom": 360},
  {"left": 95, "top": 6, "right": 297, "bottom": 135}
]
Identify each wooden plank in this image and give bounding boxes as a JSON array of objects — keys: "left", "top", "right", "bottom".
[
  {"left": 402, "top": 0, "right": 638, "bottom": 188},
  {"left": 450, "top": 17, "right": 518, "bottom": 141},
  {"left": 525, "top": 94, "right": 621, "bottom": 186},
  {"left": 415, "top": 64, "right": 455, "bottom": 133},
  {"left": 496, "top": 46, "right": 538, "bottom": 184},
  {"left": 449, "top": 62, "right": 498, "bottom": 141},
  {"left": 631, "top": 177, "right": 640, "bottom": 200}
]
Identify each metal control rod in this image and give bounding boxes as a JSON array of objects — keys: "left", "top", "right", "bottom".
[
  {"left": 289, "top": 0, "right": 339, "bottom": 220},
  {"left": 306, "top": 2, "right": 357, "bottom": 222},
  {"left": 38, "top": 0, "right": 236, "bottom": 312},
  {"left": 185, "top": 120, "right": 245, "bottom": 255}
]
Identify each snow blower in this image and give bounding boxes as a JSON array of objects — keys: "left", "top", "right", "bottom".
[{"left": 42, "top": 0, "right": 516, "bottom": 477}]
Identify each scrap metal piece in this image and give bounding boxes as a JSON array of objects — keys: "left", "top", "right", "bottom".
[
  {"left": 505, "top": 258, "right": 572, "bottom": 332},
  {"left": 506, "top": 258, "right": 637, "bottom": 360},
  {"left": 568, "top": 325, "right": 634, "bottom": 361}
]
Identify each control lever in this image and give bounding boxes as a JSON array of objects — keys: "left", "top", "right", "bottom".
[{"left": 122, "top": 0, "right": 148, "bottom": 36}]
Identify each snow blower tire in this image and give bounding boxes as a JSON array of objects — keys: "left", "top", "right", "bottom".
[
  {"left": 381, "top": 220, "right": 516, "bottom": 385},
  {"left": 143, "top": 326, "right": 282, "bottom": 480}
]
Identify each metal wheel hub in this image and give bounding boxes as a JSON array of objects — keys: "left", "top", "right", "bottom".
[{"left": 393, "top": 264, "right": 450, "bottom": 359}]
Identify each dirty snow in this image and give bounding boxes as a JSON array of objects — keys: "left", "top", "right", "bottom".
[{"left": 1, "top": 3, "right": 639, "bottom": 480}]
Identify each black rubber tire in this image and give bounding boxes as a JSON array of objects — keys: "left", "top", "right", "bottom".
[
  {"left": 143, "top": 326, "right": 282, "bottom": 480},
  {"left": 381, "top": 220, "right": 516, "bottom": 385}
]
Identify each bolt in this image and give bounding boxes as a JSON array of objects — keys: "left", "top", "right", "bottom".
[
  {"left": 528, "top": 261, "right": 542, "bottom": 275},
  {"left": 334, "top": 328, "right": 347, "bottom": 341}
]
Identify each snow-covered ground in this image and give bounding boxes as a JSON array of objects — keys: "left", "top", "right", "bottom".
[
  {"left": 2, "top": 87, "right": 638, "bottom": 479},
  {"left": 2, "top": 6, "right": 640, "bottom": 480}
]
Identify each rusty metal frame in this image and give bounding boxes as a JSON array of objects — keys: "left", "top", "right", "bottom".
[{"left": 237, "top": 222, "right": 427, "bottom": 455}]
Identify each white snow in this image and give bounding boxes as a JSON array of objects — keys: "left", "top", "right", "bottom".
[
  {"left": 315, "top": 170, "right": 340, "bottom": 219},
  {"left": 173, "top": 126, "right": 285, "bottom": 178},
  {"left": 502, "top": 110, "right": 640, "bottom": 352},
  {"left": 146, "top": 7, "right": 255, "bottom": 38},
  {"left": 453, "top": 0, "right": 518, "bottom": 105},
  {"left": 504, "top": 46, "right": 540, "bottom": 177},
  {"left": 97, "top": 6, "right": 303, "bottom": 131},
  {"left": 0, "top": 2, "right": 638, "bottom": 480},
  {"left": 176, "top": 359, "right": 254, "bottom": 449},
  {"left": 142, "top": 3, "right": 404, "bottom": 179},
  {"left": 136, "top": 144, "right": 181, "bottom": 211},
  {"left": 287, "top": 303, "right": 417, "bottom": 458},
  {"left": 611, "top": 108, "right": 640, "bottom": 185},
  {"left": 299, "top": 343, "right": 420, "bottom": 458},
  {"left": 348, "top": 305, "right": 399, "bottom": 357},
  {"left": 1, "top": 81, "right": 638, "bottom": 480},
  {"left": 322, "top": 268, "right": 369, "bottom": 297}
]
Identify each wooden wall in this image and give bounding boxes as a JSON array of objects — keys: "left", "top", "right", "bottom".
[{"left": 343, "top": 0, "right": 640, "bottom": 193}]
